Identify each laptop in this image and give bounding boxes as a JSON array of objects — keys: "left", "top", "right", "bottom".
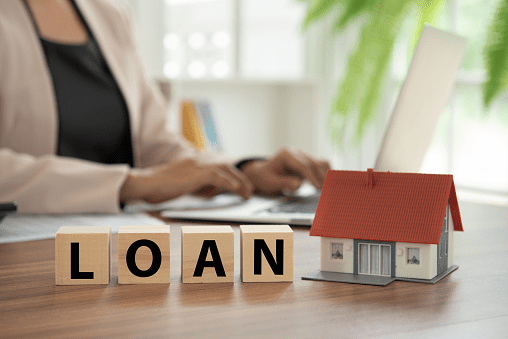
[
  {"left": 159, "top": 26, "right": 467, "bottom": 226},
  {"left": 0, "top": 202, "right": 17, "bottom": 223}
]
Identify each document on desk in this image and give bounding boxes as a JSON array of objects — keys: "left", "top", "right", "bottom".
[
  {"left": 124, "top": 194, "right": 245, "bottom": 213},
  {"left": 0, "top": 213, "right": 166, "bottom": 244}
]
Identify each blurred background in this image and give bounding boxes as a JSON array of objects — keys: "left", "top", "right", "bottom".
[{"left": 125, "top": 0, "right": 508, "bottom": 199}]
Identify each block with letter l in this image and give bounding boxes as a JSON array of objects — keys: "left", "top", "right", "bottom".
[
  {"left": 118, "top": 225, "right": 170, "bottom": 284},
  {"left": 240, "top": 225, "right": 293, "bottom": 282},
  {"left": 55, "top": 226, "right": 110, "bottom": 285},
  {"left": 181, "top": 226, "right": 234, "bottom": 283}
]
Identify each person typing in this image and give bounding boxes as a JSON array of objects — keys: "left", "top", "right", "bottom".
[{"left": 0, "top": 0, "right": 329, "bottom": 213}]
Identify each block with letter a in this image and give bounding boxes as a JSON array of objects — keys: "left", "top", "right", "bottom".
[
  {"left": 240, "top": 225, "right": 293, "bottom": 282},
  {"left": 181, "top": 226, "right": 234, "bottom": 283},
  {"left": 55, "top": 226, "right": 111, "bottom": 285},
  {"left": 118, "top": 225, "right": 170, "bottom": 284}
]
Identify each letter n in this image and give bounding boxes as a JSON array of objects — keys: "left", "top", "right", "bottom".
[{"left": 254, "top": 239, "right": 284, "bottom": 275}]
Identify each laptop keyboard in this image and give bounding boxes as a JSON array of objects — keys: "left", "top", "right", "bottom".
[{"left": 266, "top": 195, "right": 320, "bottom": 214}]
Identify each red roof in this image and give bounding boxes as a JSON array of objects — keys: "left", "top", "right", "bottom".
[{"left": 310, "top": 170, "right": 463, "bottom": 244}]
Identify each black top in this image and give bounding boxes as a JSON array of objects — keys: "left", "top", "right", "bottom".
[{"left": 24, "top": 0, "right": 134, "bottom": 167}]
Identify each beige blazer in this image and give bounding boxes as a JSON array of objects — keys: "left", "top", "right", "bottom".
[{"left": 0, "top": 0, "right": 198, "bottom": 213}]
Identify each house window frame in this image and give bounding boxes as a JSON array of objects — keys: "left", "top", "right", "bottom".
[
  {"left": 330, "top": 242, "right": 344, "bottom": 260},
  {"left": 444, "top": 205, "right": 449, "bottom": 234},
  {"left": 445, "top": 206, "right": 449, "bottom": 255},
  {"left": 407, "top": 247, "right": 420, "bottom": 265},
  {"left": 439, "top": 205, "right": 450, "bottom": 258}
]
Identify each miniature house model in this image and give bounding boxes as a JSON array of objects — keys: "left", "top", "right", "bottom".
[{"left": 305, "top": 169, "right": 463, "bottom": 286}]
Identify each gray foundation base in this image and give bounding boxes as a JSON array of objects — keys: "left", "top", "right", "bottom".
[
  {"left": 302, "top": 265, "right": 459, "bottom": 286},
  {"left": 302, "top": 271, "right": 396, "bottom": 286},
  {"left": 396, "top": 265, "right": 459, "bottom": 284}
]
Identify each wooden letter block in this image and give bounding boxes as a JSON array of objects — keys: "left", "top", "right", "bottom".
[
  {"left": 55, "top": 226, "right": 111, "bottom": 285},
  {"left": 118, "top": 225, "right": 170, "bottom": 284},
  {"left": 181, "top": 226, "right": 234, "bottom": 283},
  {"left": 240, "top": 225, "right": 293, "bottom": 282}
]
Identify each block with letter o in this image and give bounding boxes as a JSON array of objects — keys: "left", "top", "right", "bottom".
[{"left": 118, "top": 225, "right": 170, "bottom": 284}]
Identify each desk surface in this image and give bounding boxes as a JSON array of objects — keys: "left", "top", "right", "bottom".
[{"left": 1, "top": 201, "right": 507, "bottom": 338}]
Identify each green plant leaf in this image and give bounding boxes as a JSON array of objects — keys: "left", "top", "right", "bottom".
[
  {"left": 483, "top": 0, "right": 508, "bottom": 107},
  {"left": 355, "top": 33, "right": 396, "bottom": 139},
  {"left": 329, "top": 1, "right": 414, "bottom": 144},
  {"left": 302, "top": 0, "right": 344, "bottom": 29},
  {"left": 411, "top": 0, "right": 446, "bottom": 52},
  {"left": 300, "top": 0, "right": 447, "bottom": 145},
  {"left": 333, "top": 0, "right": 376, "bottom": 31}
]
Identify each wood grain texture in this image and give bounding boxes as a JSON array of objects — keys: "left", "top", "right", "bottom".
[
  {"left": 1, "top": 201, "right": 508, "bottom": 338},
  {"left": 181, "top": 226, "right": 234, "bottom": 283},
  {"left": 240, "top": 225, "right": 293, "bottom": 282},
  {"left": 55, "top": 226, "right": 110, "bottom": 285},
  {"left": 118, "top": 225, "right": 170, "bottom": 284}
]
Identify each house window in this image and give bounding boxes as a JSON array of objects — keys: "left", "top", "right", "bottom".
[
  {"left": 407, "top": 248, "right": 420, "bottom": 265},
  {"left": 163, "top": 0, "right": 306, "bottom": 79},
  {"left": 439, "top": 241, "right": 448, "bottom": 258},
  {"left": 444, "top": 206, "right": 449, "bottom": 233},
  {"left": 331, "top": 243, "right": 343, "bottom": 260}
]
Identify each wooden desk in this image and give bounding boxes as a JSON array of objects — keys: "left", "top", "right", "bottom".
[{"left": 1, "top": 201, "right": 507, "bottom": 338}]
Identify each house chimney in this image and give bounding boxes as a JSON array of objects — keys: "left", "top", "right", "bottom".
[{"left": 367, "top": 168, "right": 374, "bottom": 189}]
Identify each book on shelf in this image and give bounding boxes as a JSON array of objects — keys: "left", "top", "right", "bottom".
[{"left": 180, "top": 99, "right": 222, "bottom": 152}]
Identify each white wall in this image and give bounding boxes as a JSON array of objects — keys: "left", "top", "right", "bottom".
[
  {"left": 170, "top": 79, "right": 317, "bottom": 158},
  {"left": 320, "top": 237, "right": 354, "bottom": 273},
  {"left": 395, "top": 243, "right": 437, "bottom": 280},
  {"left": 124, "top": 0, "right": 165, "bottom": 79}
]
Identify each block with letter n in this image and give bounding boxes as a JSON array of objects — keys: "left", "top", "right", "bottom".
[
  {"left": 181, "top": 226, "right": 234, "bottom": 283},
  {"left": 55, "top": 226, "right": 111, "bottom": 285},
  {"left": 240, "top": 225, "right": 293, "bottom": 282},
  {"left": 118, "top": 225, "right": 170, "bottom": 284}
]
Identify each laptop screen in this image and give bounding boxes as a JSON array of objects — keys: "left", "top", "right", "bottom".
[{"left": 375, "top": 26, "right": 467, "bottom": 173}]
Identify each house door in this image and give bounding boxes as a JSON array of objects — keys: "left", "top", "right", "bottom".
[{"left": 358, "top": 243, "right": 391, "bottom": 276}]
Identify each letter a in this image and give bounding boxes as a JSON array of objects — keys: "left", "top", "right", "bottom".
[{"left": 193, "top": 240, "right": 226, "bottom": 277}]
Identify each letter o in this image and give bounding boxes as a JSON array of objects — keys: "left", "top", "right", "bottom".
[{"left": 126, "top": 239, "right": 162, "bottom": 277}]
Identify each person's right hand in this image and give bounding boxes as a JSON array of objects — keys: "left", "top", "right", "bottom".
[{"left": 119, "top": 158, "right": 253, "bottom": 203}]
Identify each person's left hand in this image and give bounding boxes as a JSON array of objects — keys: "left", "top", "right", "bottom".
[{"left": 240, "top": 148, "right": 330, "bottom": 195}]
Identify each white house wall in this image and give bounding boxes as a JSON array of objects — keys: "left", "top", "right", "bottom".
[
  {"left": 395, "top": 243, "right": 437, "bottom": 280},
  {"left": 320, "top": 237, "right": 354, "bottom": 273}
]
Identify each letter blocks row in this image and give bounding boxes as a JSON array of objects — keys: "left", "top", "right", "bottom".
[{"left": 55, "top": 225, "right": 293, "bottom": 285}]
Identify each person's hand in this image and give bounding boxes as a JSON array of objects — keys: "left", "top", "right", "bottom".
[
  {"left": 241, "top": 148, "right": 330, "bottom": 195},
  {"left": 120, "top": 158, "right": 254, "bottom": 203}
]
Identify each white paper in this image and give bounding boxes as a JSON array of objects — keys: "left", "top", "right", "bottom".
[{"left": 0, "top": 213, "right": 166, "bottom": 244}]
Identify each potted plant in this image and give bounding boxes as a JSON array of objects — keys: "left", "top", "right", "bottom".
[{"left": 301, "top": 0, "right": 508, "bottom": 144}]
